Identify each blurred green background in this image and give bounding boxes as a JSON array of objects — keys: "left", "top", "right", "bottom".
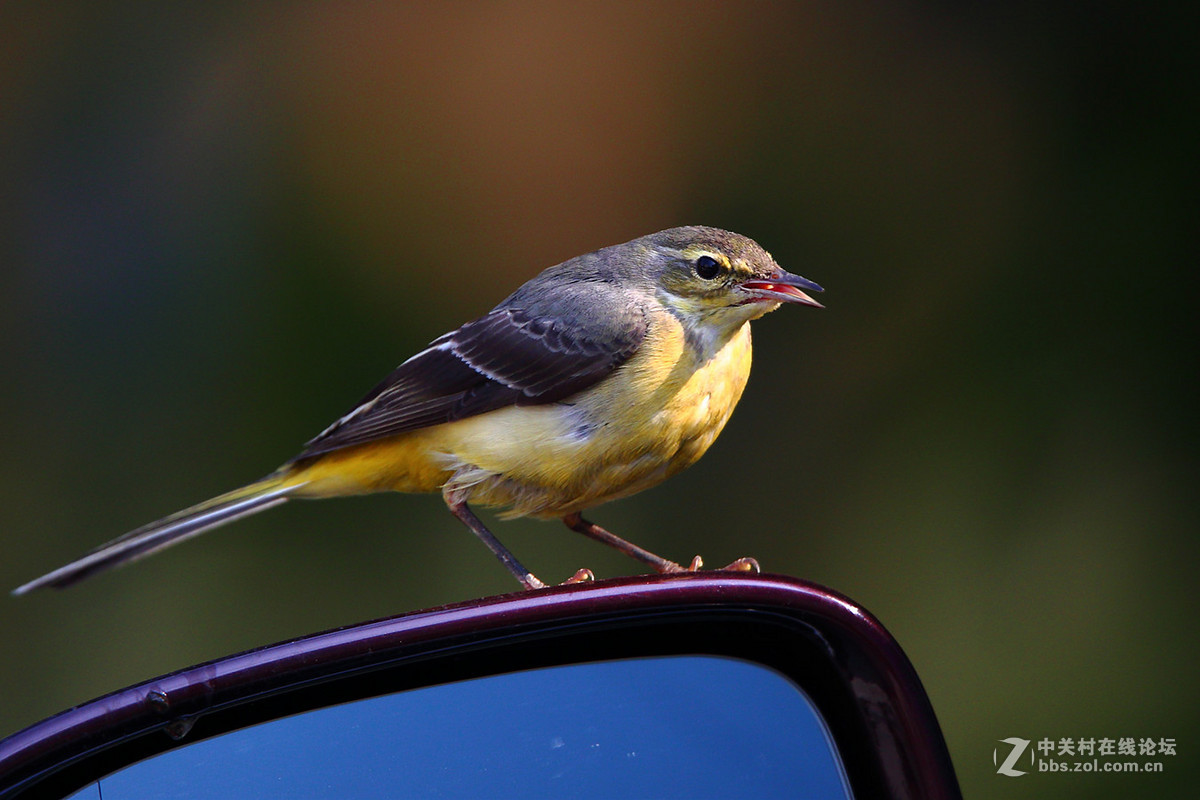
[{"left": 1, "top": 3, "right": 1195, "bottom": 797}]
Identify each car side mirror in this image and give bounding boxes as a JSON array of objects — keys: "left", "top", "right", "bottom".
[{"left": 0, "top": 574, "right": 960, "bottom": 799}]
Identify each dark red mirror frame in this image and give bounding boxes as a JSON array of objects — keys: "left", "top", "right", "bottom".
[{"left": 0, "top": 573, "right": 961, "bottom": 799}]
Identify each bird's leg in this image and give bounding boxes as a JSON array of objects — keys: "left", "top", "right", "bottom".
[
  {"left": 444, "top": 490, "right": 594, "bottom": 589},
  {"left": 562, "top": 513, "right": 694, "bottom": 573},
  {"left": 444, "top": 491, "right": 546, "bottom": 590},
  {"left": 562, "top": 513, "right": 761, "bottom": 575}
]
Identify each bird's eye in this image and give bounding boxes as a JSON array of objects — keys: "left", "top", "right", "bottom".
[{"left": 694, "top": 255, "right": 722, "bottom": 280}]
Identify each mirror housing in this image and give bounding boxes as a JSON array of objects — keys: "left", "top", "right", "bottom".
[{"left": 0, "top": 574, "right": 960, "bottom": 799}]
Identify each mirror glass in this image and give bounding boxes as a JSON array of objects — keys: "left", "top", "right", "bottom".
[{"left": 66, "top": 655, "right": 852, "bottom": 799}]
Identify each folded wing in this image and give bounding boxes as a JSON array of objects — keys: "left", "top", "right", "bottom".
[{"left": 294, "top": 300, "right": 647, "bottom": 460}]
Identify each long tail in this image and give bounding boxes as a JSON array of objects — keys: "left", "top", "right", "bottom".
[{"left": 13, "top": 476, "right": 298, "bottom": 595}]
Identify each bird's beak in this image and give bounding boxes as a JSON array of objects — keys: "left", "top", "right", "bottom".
[{"left": 741, "top": 269, "right": 825, "bottom": 308}]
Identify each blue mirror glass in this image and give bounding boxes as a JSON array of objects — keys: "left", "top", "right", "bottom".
[{"left": 67, "top": 655, "right": 852, "bottom": 799}]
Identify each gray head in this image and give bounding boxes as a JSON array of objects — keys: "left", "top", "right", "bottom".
[
  {"left": 508, "top": 226, "right": 823, "bottom": 331},
  {"left": 631, "top": 226, "right": 823, "bottom": 317}
]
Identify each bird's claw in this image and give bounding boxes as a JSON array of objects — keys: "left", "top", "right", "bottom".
[
  {"left": 562, "top": 568, "right": 596, "bottom": 585},
  {"left": 521, "top": 567, "right": 594, "bottom": 590},
  {"left": 521, "top": 574, "right": 548, "bottom": 590},
  {"left": 666, "top": 555, "right": 760, "bottom": 574}
]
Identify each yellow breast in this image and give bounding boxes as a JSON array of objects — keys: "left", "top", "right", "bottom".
[
  {"left": 292, "top": 311, "right": 754, "bottom": 519},
  {"left": 439, "top": 310, "right": 752, "bottom": 517}
]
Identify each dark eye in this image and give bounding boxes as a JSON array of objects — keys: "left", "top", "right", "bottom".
[{"left": 694, "top": 255, "right": 722, "bottom": 279}]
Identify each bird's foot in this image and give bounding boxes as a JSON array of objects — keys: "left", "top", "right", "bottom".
[
  {"left": 664, "top": 555, "right": 761, "bottom": 574},
  {"left": 521, "top": 574, "right": 548, "bottom": 590},
  {"left": 522, "top": 567, "right": 595, "bottom": 590},
  {"left": 561, "top": 568, "right": 596, "bottom": 585}
]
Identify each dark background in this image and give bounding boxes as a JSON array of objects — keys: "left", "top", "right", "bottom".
[{"left": 1, "top": 4, "right": 1195, "bottom": 798}]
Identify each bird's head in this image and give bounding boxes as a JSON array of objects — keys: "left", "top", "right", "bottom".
[{"left": 633, "top": 227, "right": 823, "bottom": 338}]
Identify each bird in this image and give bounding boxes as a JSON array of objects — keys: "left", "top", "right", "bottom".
[{"left": 13, "top": 226, "right": 823, "bottom": 595}]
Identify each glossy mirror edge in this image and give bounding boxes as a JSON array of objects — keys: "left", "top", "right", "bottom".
[{"left": 0, "top": 573, "right": 961, "bottom": 799}]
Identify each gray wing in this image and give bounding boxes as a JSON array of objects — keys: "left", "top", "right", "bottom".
[{"left": 293, "top": 286, "right": 647, "bottom": 460}]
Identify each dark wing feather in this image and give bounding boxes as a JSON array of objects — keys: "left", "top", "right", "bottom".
[{"left": 293, "top": 303, "right": 646, "bottom": 460}]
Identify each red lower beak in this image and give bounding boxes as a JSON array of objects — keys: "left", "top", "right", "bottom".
[{"left": 742, "top": 271, "right": 824, "bottom": 308}]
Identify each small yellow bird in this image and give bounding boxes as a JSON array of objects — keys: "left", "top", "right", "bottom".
[{"left": 14, "top": 226, "right": 822, "bottom": 594}]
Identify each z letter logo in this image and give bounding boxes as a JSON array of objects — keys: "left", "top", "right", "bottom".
[{"left": 994, "top": 737, "right": 1032, "bottom": 777}]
